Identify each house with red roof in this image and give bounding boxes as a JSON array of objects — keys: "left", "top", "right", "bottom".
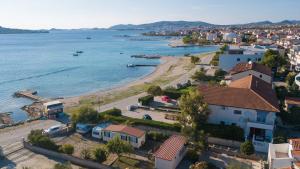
[
  {"left": 199, "top": 75, "right": 280, "bottom": 152},
  {"left": 102, "top": 124, "right": 145, "bottom": 148},
  {"left": 229, "top": 61, "right": 272, "bottom": 83},
  {"left": 154, "top": 135, "right": 187, "bottom": 169},
  {"left": 268, "top": 139, "right": 300, "bottom": 169}
]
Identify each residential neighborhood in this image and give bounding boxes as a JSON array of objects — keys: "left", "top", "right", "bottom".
[{"left": 1, "top": 1, "right": 300, "bottom": 169}]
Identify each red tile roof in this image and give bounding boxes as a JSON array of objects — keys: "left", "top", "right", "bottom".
[
  {"left": 199, "top": 75, "right": 279, "bottom": 112},
  {"left": 230, "top": 62, "right": 272, "bottom": 76},
  {"left": 103, "top": 125, "right": 145, "bottom": 138},
  {"left": 154, "top": 135, "right": 187, "bottom": 161}
]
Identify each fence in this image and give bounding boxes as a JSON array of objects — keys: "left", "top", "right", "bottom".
[
  {"left": 208, "top": 136, "right": 242, "bottom": 148},
  {"left": 23, "top": 141, "right": 111, "bottom": 169}
]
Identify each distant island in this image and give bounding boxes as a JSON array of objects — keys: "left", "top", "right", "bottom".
[{"left": 0, "top": 26, "right": 49, "bottom": 34}]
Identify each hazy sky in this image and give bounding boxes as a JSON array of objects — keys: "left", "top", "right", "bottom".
[{"left": 0, "top": 0, "right": 300, "bottom": 29}]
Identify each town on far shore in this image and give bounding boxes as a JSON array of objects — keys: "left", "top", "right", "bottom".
[{"left": 1, "top": 22, "right": 300, "bottom": 169}]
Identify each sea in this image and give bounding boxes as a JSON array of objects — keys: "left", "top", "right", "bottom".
[{"left": 0, "top": 29, "right": 218, "bottom": 122}]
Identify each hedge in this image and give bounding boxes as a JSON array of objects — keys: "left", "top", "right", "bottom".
[
  {"left": 103, "top": 114, "right": 181, "bottom": 132},
  {"left": 163, "top": 89, "right": 182, "bottom": 99},
  {"left": 101, "top": 108, "right": 122, "bottom": 116},
  {"left": 199, "top": 123, "right": 244, "bottom": 141},
  {"left": 138, "top": 95, "right": 154, "bottom": 106}
]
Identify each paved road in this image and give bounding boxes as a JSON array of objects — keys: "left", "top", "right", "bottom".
[
  {"left": 97, "top": 54, "right": 213, "bottom": 122},
  {"left": 0, "top": 120, "right": 62, "bottom": 146}
]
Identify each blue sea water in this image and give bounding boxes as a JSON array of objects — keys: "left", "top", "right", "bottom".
[{"left": 0, "top": 29, "right": 218, "bottom": 122}]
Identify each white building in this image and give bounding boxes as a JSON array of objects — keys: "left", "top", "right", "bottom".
[
  {"left": 223, "top": 32, "right": 238, "bottom": 42},
  {"left": 199, "top": 75, "right": 280, "bottom": 152},
  {"left": 268, "top": 139, "right": 300, "bottom": 169},
  {"left": 154, "top": 135, "right": 187, "bottom": 169},
  {"left": 43, "top": 100, "right": 64, "bottom": 119},
  {"left": 102, "top": 125, "right": 145, "bottom": 148},
  {"left": 206, "top": 32, "right": 218, "bottom": 41},
  {"left": 229, "top": 62, "right": 272, "bottom": 83},
  {"left": 288, "top": 45, "right": 300, "bottom": 71}
]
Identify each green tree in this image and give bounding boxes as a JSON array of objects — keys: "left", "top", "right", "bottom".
[
  {"left": 240, "top": 141, "right": 255, "bottom": 155},
  {"left": 183, "top": 35, "right": 194, "bottom": 44},
  {"left": 189, "top": 161, "right": 209, "bottom": 169},
  {"left": 260, "top": 49, "right": 286, "bottom": 69},
  {"left": 93, "top": 147, "right": 108, "bottom": 163},
  {"left": 286, "top": 72, "right": 297, "bottom": 86},
  {"left": 191, "top": 56, "right": 200, "bottom": 64},
  {"left": 27, "top": 130, "right": 58, "bottom": 151},
  {"left": 147, "top": 85, "right": 163, "bottom": 96},
  {"left": 53, "top": 162, "right": 72, "bottom": 169},
  {"left": 106, "top": 135, "right": 133, "bottom": 155},
  {"left": 59, "top": 144, "right": 74, "bottom": 155},
  {"left": 71, "top": 106, "right": 99, "bottom": 124},
  {"left": 179, "top": 89, "right": 210, "bottom": 139}
]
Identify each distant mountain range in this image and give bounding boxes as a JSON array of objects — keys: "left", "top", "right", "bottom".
[
  {"left": 109, "top": 20, "right": 300, "bottom": 31},
  {"left": 0, "top": 26, "right": 48, "bottom": 34}
]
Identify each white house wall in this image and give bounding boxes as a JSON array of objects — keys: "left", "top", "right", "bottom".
[{"left": 219, "top": 54, "right": 263, "bottom": 71}]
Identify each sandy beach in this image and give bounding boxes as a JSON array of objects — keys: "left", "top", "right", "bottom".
[
  {"left": 62, "top": 55, "right": 199, "bottom": 111},
  {"left": 62, "top": 52, "right": 215, "bottom": 113}
]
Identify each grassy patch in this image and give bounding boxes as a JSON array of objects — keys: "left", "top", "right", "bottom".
[{"left": 112, "top": 156, "right": 153, "bottom": 169}]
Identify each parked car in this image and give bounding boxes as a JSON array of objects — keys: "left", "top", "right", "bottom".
[
  {"left": 76, "top": 123, "right": 92, "bottom": 134},
  {"left": 43, "top": 125, "right": 63, "bottom": 135},
  {"left": 161, "top": 96, "right": 171, "bottom": 102},
  {"left": 143, "top": 114, "right": 152, "bottom": 120},
  {"left": 127, "top": 104, "right": 137, "bottom": 111}
]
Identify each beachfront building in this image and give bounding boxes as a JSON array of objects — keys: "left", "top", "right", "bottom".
[
  {"left": 219, "top": 45, "right": 267, "bottom": 71},
  {"left": 268, "top": 139, "right": 300, "bottom": 169},
  {"left": 43, "top": 100, "right": 64, "bottom": 119},
  {"left": 228, "top": 62, "right": 272, "bottom": 83},
  {"left": 199, "top": 75, "right": 280, "bottom": 152},
  {"left": 102, "top": 124, "right": 145, "bottom": 148},
  {"left": 154, "top": 135, "right": 187, "bottom": 169}
]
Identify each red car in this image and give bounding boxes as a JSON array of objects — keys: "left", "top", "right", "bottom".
[{"left": 161, "top": 96, "right": 171, "bottom": 102}]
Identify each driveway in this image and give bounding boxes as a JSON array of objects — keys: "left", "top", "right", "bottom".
[{"left": 0, "top": 120, "right": 62, "bottom": 146}]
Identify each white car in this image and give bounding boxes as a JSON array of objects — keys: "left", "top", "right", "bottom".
[{"left": 43, "top": 125, "right": 63, "bottom": 135}]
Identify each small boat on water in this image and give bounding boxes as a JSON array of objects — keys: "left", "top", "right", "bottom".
[
  {"left": 86, "top": 37, "right": 91, "bottom": 40},
  {"left": 127, "top": 64, "right": 135, "bottom": 67},
  {"left": 73, "top": 53, "right": 79, "bottom": 56},
  {"left": 76, "top": 51, "right": 83, "bottom": 54}
]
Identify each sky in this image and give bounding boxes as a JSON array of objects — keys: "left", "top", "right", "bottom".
[{"left": 0, "top": 0, "right": 300, "bottom": 29}]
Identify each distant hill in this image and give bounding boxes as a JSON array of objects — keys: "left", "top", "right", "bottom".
[
  {"left": 109, "top": 21, "right": 213, "bottom": 31},
  {"left": 0, "top": 26, "right": 48, "bottom": 34},
  {"left": 110, "top": 20, "right": 300, "bottom": 31}
]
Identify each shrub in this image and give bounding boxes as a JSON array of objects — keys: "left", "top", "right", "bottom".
[
  {"left": 80, "top": 148, "right": 92, "bottom": 160},
  {"left": 53, "top": 162, "right": 72, "bottom": 169},
  {"left": 191, "top": 56, "right": 200, "bottom": 64},
  {"left": 71, "top": 106, "right": 99, "bottom": 124},
  {"left": 185, "top": 149, "right": 198, "bottom": 163},
  {"left": 138, "top": 95, "right": 154, "bottom": 106},
  {"left": 163, "top": 88, "right": 182, "bottom": 99},
  {"left": 189, "top": 161, "right": 208, "bottom": 169},
  {"left": 147, "top": 131, "right": 169, "bottom": 142},
  {"left": 102, "top": 108, "right": 122, "bottom": 116},
  {"left": 59, "top": 144, "right": 74, "bottom": 155},
  {"left": 147, "top": 85, "right": 163, "bottom": 96},
  {"left": 93, "top": 147, "right": 108, "bottom": 163},
  {"left": 240, "top": 141, "right": 255, "bottom": 155},
  {"left": 27, "top": 130, "right": 59, "bottom": 151},
  {"left": 107, "top": 136, "right": 133, "bottom": 155}
]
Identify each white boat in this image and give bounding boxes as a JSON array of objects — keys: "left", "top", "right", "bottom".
[{"left": 295, "top": 73, "right": 300, "bottom": 87}]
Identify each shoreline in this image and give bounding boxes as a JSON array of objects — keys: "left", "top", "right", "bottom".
[{"left": 62, "top": 56, "right": 181, "bottom": 109}]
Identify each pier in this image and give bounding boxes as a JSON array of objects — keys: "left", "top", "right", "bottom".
[
  {"left": 127, "top": 64, "right": 158, "bottom": 67},
  {"left": 14, "top": 90, "right": 45, "bottom": 102}
]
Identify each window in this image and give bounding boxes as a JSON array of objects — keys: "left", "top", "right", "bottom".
[
  {"left": 135, "top": 137, "right": 138, "bottom": 143},
  {"left": 247, "top": 58, "right": 251, "bottom": 62},
  {"left": 260, "top": 75, "right": 262, "bottom": 78},
  {"left": 121, "top": 135, "right": 127, "bottom": 141},
  {"left": 234, "top": 110, "right": 242, "bottom": 115},
  {"left": 258, "top": 58, "right": 261, "bottom": 62},
  {"left": 221, "top": 106, "right": 226, "bottom": 110},
  {"left": 104, "top": 131, "right": 110, "bottom": 137},
  {"left": 93, "top": 131, "right": 99, "bottom": 135},
  {"left": 237, "top": 58, "right": 240, "bottom": 62}
]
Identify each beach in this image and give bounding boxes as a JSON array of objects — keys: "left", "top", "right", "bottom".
[{"left": 63, "top": 52, "right": 215, "bottom": 112}]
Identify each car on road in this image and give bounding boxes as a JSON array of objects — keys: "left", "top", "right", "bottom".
[
  {"left": 161, "top": 96, "right": 171, "bottom": 102},
  {"left": 43, "top": 125, "right": 63, "bottom": 135},
  {"left": 76, "top": 123, "right": 92, "bottom": 134},
  {"left": 143, "top": 114, "right": 152, "bottom": 120}
]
